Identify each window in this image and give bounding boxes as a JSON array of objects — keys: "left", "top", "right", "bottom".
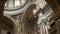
[
  {"left": 15, "top": 0, "right": 20, "bottom": 6},
  {"left": 5, "top": 2, "right": 7, "bottom": 6}
]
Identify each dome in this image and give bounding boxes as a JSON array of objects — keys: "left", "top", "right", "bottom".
[{"left": 4, "top": 0, "right": 28, "bottom": 11}]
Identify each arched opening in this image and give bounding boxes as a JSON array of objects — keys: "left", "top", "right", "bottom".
[{"left": 0, "top": 15, "right": 15, "bottom": 34}]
